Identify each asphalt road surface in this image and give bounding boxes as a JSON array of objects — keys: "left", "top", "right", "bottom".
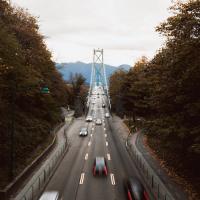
[{"left": 41, "top": 86, "right": 153, "bottom": 200}]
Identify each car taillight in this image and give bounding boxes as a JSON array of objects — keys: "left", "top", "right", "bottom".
[
  {"left": 143, "top": 191, "right": 149, "bottom": 200},
  {"left": 104, "top": 167, "right": 108, "bottom": 175},
  {"left": 93, "top": 166, "right": 96, "bottom": 175},
  {"left": 127, "top": 190, "right": 132, "bottom": 200}
]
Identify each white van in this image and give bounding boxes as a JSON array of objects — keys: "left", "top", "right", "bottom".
[{"left": 39, "top": 191, "right": 60, "bottom": 200}]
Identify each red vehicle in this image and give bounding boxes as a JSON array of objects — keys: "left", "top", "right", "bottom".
[
  {"left": 124, "top": 177, "right": 149, "bottom": 200},
  {"left": 93, "top": 157, "right": 108, "bottom": 176}
]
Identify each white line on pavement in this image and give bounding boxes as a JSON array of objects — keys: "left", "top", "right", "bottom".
[
  {"left": 88, "top": 141, "right": 91, "bottom": 146},
  {"left": 107, "top": 153, "right": 111, "bottom": 160},
  {"left": 85, "top": 153, "right": 88, "bottom": 160},
  {"left": 79, "top": 173, "right": 85, "bottom": 184},
  {"left": 104, "top": 134, "right": 107, "bottom": 137},
  {"left": 90, "top": 134, "right": 93, "bottom": 137},
  {"left": 104, "top": 128, "right": 106, "bottom": 131},
  {"left": 110, "top": 174, "right": 115, "bottom": 185},
  {"left": 106, "top": 141, "right": 108, "bottom": 146}
]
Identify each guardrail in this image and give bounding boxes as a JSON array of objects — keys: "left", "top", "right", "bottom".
[
  {"left": 13, "top": 140, "right": 68, "bottom": 200},
  {"left": 0, "top": 113, "right": 73, "bottom": 200},
  {"left": 127, "top": 134, "right": 176, "bottom": 200},
  {"left": 12, "top": 115, "right": 74, "bottom": 200}
]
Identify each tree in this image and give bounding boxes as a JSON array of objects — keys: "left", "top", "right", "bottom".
[
  {"left": 109, "top": 69, "right": 127, "bottom": 117},
  {"left": 0, "top": 0, "right": 71, "bottom": 186},
  {"left": 68, "top": 73, "right": 87, "bottom": 116}
]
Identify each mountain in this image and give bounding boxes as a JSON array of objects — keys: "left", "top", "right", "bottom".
[{"left": 56, "top": 61, "right": 131, "bottom": 83}]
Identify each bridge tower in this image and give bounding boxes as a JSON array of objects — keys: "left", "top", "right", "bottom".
[{"left": 88, "top": 49, "right": 111, "bottom": 109}]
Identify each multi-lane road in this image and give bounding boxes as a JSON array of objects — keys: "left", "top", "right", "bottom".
[{"left": 41, "top": 87, "right": 153, "bottom": 200}]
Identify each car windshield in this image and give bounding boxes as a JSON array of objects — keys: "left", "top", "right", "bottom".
[
  {"left": 81, "top": 128, "right": 87, "bottom": 131},
  {"left": 96, "top": 157, "right": 105, "bottom": 168}
]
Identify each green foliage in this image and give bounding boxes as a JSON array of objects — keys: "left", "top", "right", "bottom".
[
  {"left": 68, "top": 73, "right": 87, "bottom": 116},
  {"left": 109, "top": 0, "right": 200, "bottom": 187},
  {"left": 0, "top": 0, "right": 73, "bottom": 186}
]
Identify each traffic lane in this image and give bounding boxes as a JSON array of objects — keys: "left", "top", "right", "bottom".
[
  {"left": 105, "top": 117, "right": 154, "bottom": 199},
  {"left": 76, "top": 121, "right": 116, "bottom": 200},
  {"left": 102, "top": 120, "right": 128, "bottom": 200},
  {"left": 43, "top": 119, "right": 91, "bottom": 199}
]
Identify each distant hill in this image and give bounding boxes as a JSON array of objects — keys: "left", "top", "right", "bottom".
[{"left": 56, "top": 61, "right": 131, "bottom": 83}]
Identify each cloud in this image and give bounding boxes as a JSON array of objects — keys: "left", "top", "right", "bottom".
[{"left": 12, "top": 0, "right": 172, "bottom": 65}]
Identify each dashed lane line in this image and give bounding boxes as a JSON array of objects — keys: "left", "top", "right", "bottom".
[
  {"left": 107, "top": 153, "right": 111, "bottom": 160},
  {"left": 110, "top": 174, "right": 115, "bottom": 185},
  {"left": 106, "top": 141, "right": 108, "bottom": 146},
  {"left": 85, "top": 153, "right": 88, "bottom": 160},
  {"left": 79, "top": 173, "right": 85, "bottom": 184}
]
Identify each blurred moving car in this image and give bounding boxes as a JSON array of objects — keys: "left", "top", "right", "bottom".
[
  {"left": 39, "top": 191, "right": 60, "bottom": 200},
  {"left": 95, "top": 119, "right": 102, "bottom": 125},
  {"left": 124, "top": 177, "right": 149, "bottom": 200},
  {"left": 102, "top": 103, "right": 106, "bottom": 108},
  {"left": 93, "top": 157, "right": 108, "bottom": 176},
  {"left": 79, "top": 128, "right": 88, "bottom": 136},
  {"left": 105, "top": 113, "right": 110, "bottom": 118},
  {"left": 86, "top": 116, "right": 93, "bottom": 122}
]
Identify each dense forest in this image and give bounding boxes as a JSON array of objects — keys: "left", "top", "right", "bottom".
[
  {"left": 0, "top": 0, "right": 86, "bottom": 188},
  {"left": 109, "top": 0, "right": 200, "bottom": 197}
]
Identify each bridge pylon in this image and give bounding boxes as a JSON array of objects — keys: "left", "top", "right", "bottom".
[{"left": 88, "top": 49, "right": 111, "bottom": 110}]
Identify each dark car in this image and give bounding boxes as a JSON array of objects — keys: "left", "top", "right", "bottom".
[
  {"left": 102, "top": 103, "right": 106, "bottom": 108},
  {"left": 124, "top": 177, "right": 149, "bottom": 200},
  {"left": 93, "top": 157, "right": 108, "bottom": 176}
]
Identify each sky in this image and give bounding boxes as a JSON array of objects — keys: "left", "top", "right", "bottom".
[{"left": 11, "top": 0, "right": 172, "bottom": 66}]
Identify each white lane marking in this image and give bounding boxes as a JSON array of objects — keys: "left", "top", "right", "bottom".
[
  {"left": 104, "top": 128, "right": 106, "bottom": 131},
  {"left": 107, "top": 153, "right": 111, "bottom": 160},
  {"left": 85, "top": 153, "right": 88, "bottom": 160},
  {"left": 88, "top": 141, "right": 91, "bottom": 146},
  {"left": 104, "top": 134, "right": 107, "bottom": 137},
  {"left": 110, "top": 174, "right": 115, "bottom": 185},
  {"left": 106, "top": 141, "right": 108, "bottom": 146},
  {"left": 92, "top": 128, "right": 94, "bottom": 131},
  {"left": 90, "top": 134, "right": 93, "bottom": 137},
  {"left": 79, "top": 173, "right": 85, "bottom": 184}
]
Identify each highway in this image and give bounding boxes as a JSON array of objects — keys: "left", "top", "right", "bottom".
[{"left": 41, "top": 86, "right": 153, "bottom": 200}]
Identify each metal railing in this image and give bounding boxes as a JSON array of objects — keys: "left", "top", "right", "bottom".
[
  {"left": 127, "top": 136, "right": 176, "bottom": 200},
  {"left": 11, "top": 115, "right": 74, "bottom": 200},
  {"left": 13, "top": 138, "right": 68, "bottom": 200}
]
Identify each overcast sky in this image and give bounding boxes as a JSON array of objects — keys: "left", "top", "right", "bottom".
[{"left": 12, "top": 0, "right": 172, "bottom": 66}]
